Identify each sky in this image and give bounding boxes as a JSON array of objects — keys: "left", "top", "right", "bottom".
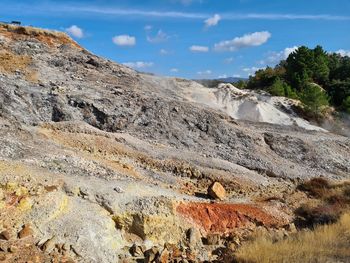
[{"left": 1, "top": 0, "right": 350, "bottom": 79}]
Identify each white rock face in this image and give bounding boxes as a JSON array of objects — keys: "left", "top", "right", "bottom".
[{"left": 180, "top": 82, "right": 325, "bottom": 131}]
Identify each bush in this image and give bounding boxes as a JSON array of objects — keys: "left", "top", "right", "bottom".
[
  {"left": 295, "top": 204, "right": 341, "bottom": 227},
  {"left": 297, "top": 177, "right": 330, "bottom": 198}
]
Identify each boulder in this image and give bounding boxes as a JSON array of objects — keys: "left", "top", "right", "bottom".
[
  {"left": 129, "top": 243, "right": 143, "bottom": 257},
  {"left": 18, "top": 224, "right": 33, "bottom": 239},
  {"left": 208, "top": 182, "right": 226, "bottom": 200},
  {"left": 0, "top": 230, "right": 10, "bottom": 241}
]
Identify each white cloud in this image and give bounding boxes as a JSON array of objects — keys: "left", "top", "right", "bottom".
[
  {"left": 147, "top": 30, "right": 169, "bottom": 43},
  {"left": 214, "top": 31, "right": 271, "bottom": 52},
  {"left": 218, "top": 74, "right": 227, "bottom": 78},
  {"left": 336, "top": 49, "right": 350, "bottom": 57},
  {"left": 224, "top": 57, "right": 234, "bottom": 64},
  {"left": 204, "top": 14, "right": 221, "bottom": 27},
  {"left": 233, "top": 74, "right": 241, "bottom": 78},
  {"left": 170, "top": 68, "right": 179, "bottom": 72},
  {"left": 16, "top": 4, "right": 350, "bottom": 21},
  {"left": 66, "top": 25, "right": 84, "bottom": 38},
  {"left": 260, "top": 46, "right": 298, "bottom": 65},
  {"left": 112, "top": 35, "right": 136, "bottom": 46},
  {"left": 190, "top": 45, "right": 209, "bottom": 52},
  {"left": 123, "top": 61, "right": 154, "bottom": 69},
  {"left": 242, "top": 67, "right": 263, "bottom": 76},
  {"left": 197, "top": 70, "right": 212, "bottom": 75},
  {"left": 160, "top": 49, "right": 169, "bottom": 55}
]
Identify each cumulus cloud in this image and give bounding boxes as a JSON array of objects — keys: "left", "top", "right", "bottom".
[
  {"left": 204, "top": 14, "right": 221, "bottom": 27},
  {"left": 66, "top": 25, "right": 84, "bottom": 38},
  {"left": 190, "top": 45, "right": 209, "bottom": 52},
  {"left": 112, "top": 35, "right": 136, "bottom": 46},
  {"left": 160, "top": 49, "right": 169, "bottom": 55},
  {"left": 197, "top": 70, "right": 212, "bottom": 75},
  {"left": 260, "top": 46, "right": 298, "bottom": 65},
  {"left": 336, "top": 49, "right": 350, "bottom": 57},
  {"left": 214, "top": 31, "right": 271, "bottom": 52},
  {"left": 147, "top": 30, "right": 169, "bottom": 43},
  {"left": 123, "top": 61, "right": 154, "bottom": 69},
  {"left": 242, "top": 66, "right": 263, "bottom": 76},
  {"left": 170, "top": 68, "right": 179, "bottom": 72}
]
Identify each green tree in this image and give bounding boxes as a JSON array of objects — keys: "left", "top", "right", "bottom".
[
  {"left": 267, "top": 77, "right": 285, "bottom": 96},
  {"left": 234, "top": 80, "right": 247, "bottom": 89},
  {"left": 286, "top": 46, "right": 314, "bottom": 90},
  {"left": 284, "top": 85, "right": 298, "bottom": 99},
  {"left": 300, "top": 84, "right": 329, "bottom": 116},
  {"left": 312, "top": 45, "right": 330, "bottom": 85}
]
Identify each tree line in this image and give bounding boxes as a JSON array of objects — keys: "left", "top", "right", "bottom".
[{"left": 243, "top": 46, "right": 350, "bottom": 117}]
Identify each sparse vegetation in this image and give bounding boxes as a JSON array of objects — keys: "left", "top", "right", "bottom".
[
  {"left": 234, "top": 213, "right": 350, "bottom": 263},
  {"left": 247, "top": 46, "right": 350, "bottom": 118},
  {"left": 234, "top": 178, "right": 350, "bottom": 263},
  {"left": 296, "top": 178, "right": 350, "bottom": 227}
]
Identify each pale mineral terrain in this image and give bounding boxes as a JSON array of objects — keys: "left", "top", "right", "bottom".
[{"left": 0, "top": 24, "right": 349, "bottom": 263}]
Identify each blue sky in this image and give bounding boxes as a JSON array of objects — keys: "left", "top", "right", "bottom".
[{"left": 1, "top": 0, "right": 350, "bottom": 79}]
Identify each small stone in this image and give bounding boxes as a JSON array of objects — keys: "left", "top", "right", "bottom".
[
  {"left": 113, "top": 186, "right": 124, "bottom": 193},
  {"left": 144, "top": 246, "right": 159, "bottom": 263},
  {"left": 8, "top": 245, "right": 17, "bottom": 253},
  {"left": 206, "top": 234, "right": 221, "bottom": 245},
  {"left": 0, "top": 231, "right": 10, "bottom": 241},
  {"left": 188, "top": 228, "right": 202, "bottom": 249},
  {"left": 129, "top": 244, "right": 143, "bottom": 257},
  {"left": 208, "top": 182, "right": 226, "bottom": 200},
  {"left": 41, "top": 237, "right": 56, "bottom": 253},
  {"left": 227, "top": 242, "right": 237, "bottom": 251},
  {"left": 62, "top": 243, "right": 70, "bottom": 251},
  {"left": 0, "top": 253, "right": 6, "bottom": 261},
  {"left": 18, "top": 224, "right": 33, "bottom": 239},
  {"left": 286, "top": 223, "right": 297, "bottom": 233},
  {"left": 159, "top": 248, "right": 169, "bottom": 263}
]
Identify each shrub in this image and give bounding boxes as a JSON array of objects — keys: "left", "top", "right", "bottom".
[
  {"left": 295, "top": 204, "right": 341, "bottom": 227},
  {"left": 297, "top": 177, "right": 330, "bottom": 198}
]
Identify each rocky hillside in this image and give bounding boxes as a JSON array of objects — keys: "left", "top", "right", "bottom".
[{"left": 0, "top": 24, "right": 349, "bottom": 262}]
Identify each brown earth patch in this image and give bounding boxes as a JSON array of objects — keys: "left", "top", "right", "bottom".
[
  {"left": 0, "top": 24, "right": 82, "bottom": 49},
  {"left": 176, "top": 202, "right": 287, "bottom": 234}
]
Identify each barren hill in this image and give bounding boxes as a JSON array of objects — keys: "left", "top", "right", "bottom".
[{"left": 0, "top": 24, "right": 349, "bottom": 262}]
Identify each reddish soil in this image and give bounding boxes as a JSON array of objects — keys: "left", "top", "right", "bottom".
[{"left": 176, "top": 202, "right": 285, "bottom": 233}]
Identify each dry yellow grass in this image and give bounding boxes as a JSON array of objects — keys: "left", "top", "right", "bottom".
[{"left": 235, "top": 213, "right": 350, "bottom": 263}]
